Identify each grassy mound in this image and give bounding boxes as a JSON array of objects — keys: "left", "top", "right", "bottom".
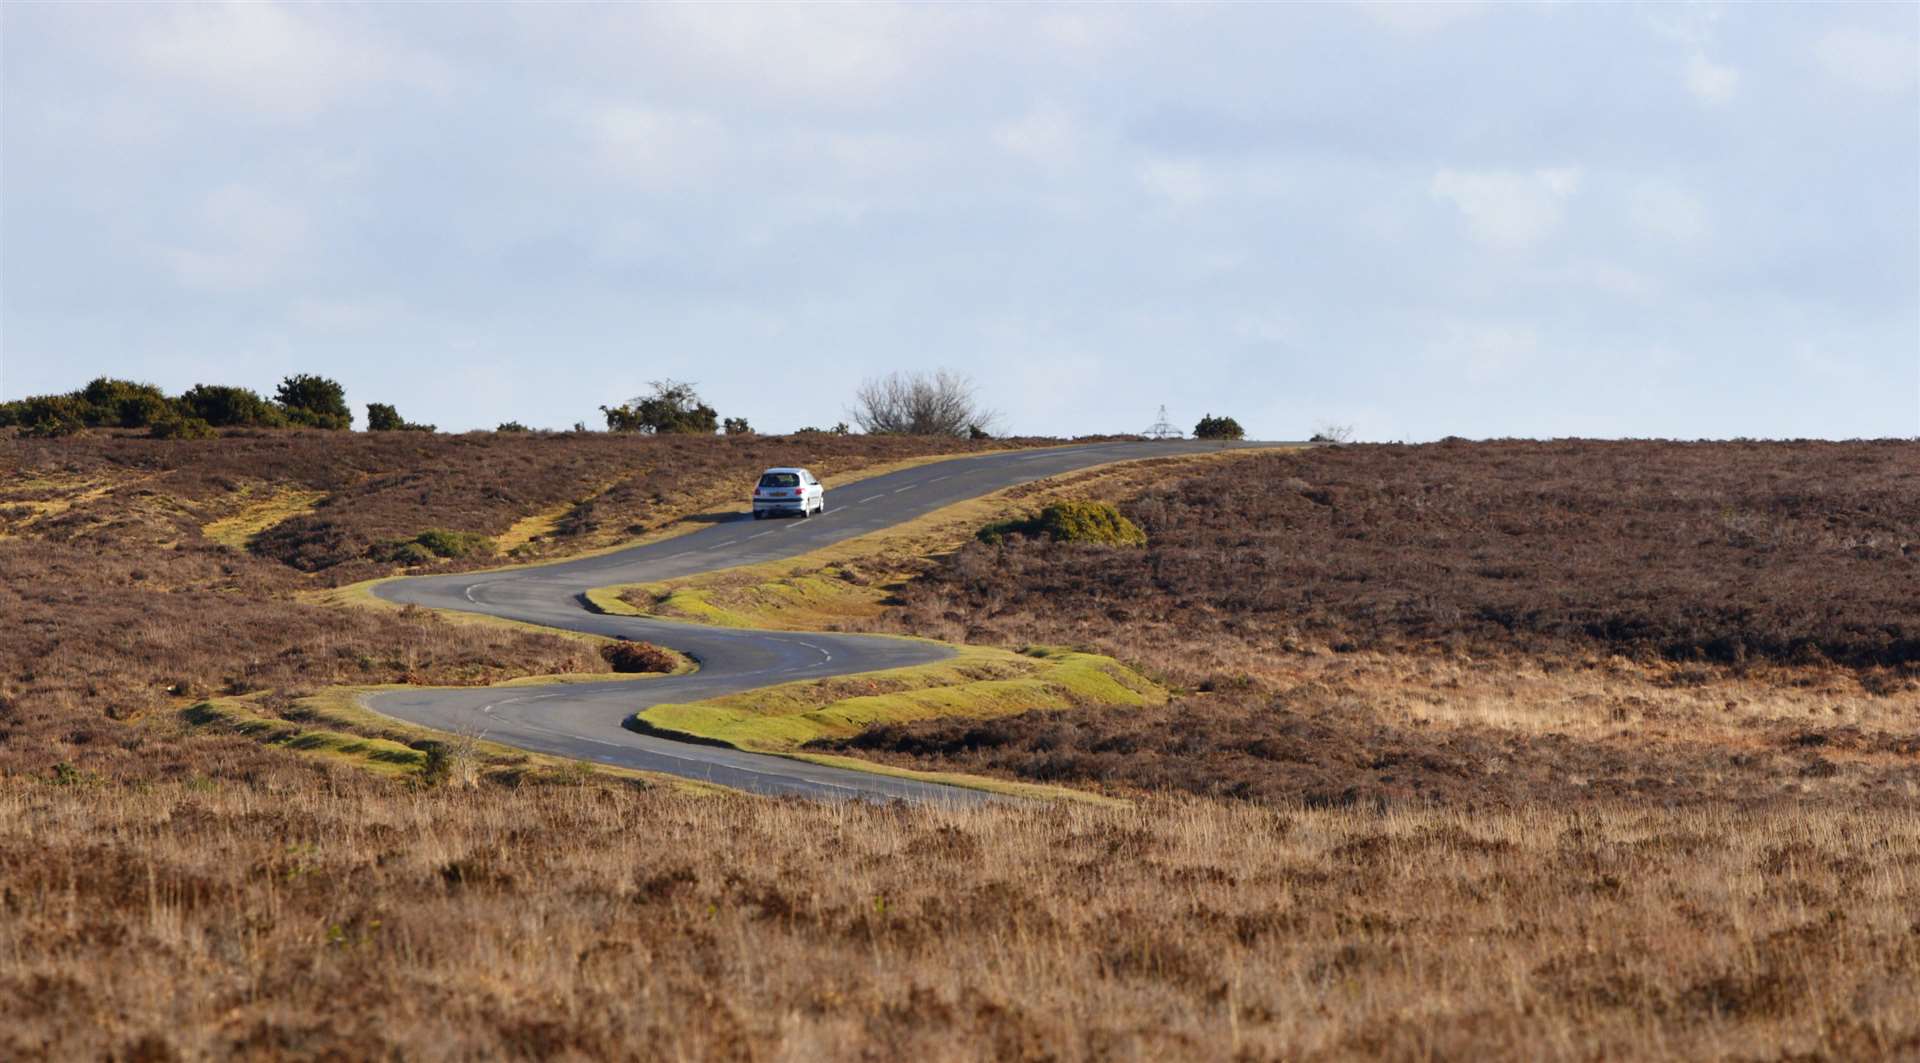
[
  {"left": 977, "top": 500, "right": 1146, "bottom": 547},
  {"left": 629, "top": 645, "right": 1164, "bottom": 752}
]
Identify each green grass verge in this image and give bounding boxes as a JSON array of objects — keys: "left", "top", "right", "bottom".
[{"left": 632, "top": 645, "right": 1165, "bottom": 752}]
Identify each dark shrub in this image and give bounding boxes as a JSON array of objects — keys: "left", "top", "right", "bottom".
[
  {"left": 601, "top": 380, "right": 717, "bottom": 435},
  {"left": 149, "top": 415, "right": 218, "bottom": 440},
  {"left": 368, "top": 403, "right": 434, "bottom": 432},
  {"left": 723, "top": 417, "right": 752, "bottom": 435},
  {"left": 390, "top": 541, "right": 436, "bottom": 565},
  {"left": 496, "top": 422, "right": 529, "bottom": 433},
  {"left": 179, "top": 384, "right": 285, "bottom": 428},
  {"left": 600, "top": 641, "right": 678, "bottom": 674},
  {"left": 14, "top": 395, "right": 89, "bottom": 437},
  {"left": 275, "top": 374, "right": 351, "bottom": 430},
  {"left": 1194, "top": 414, "right": 1245, "bottom": 440},
  {"left": 413, "top": 529, "right": 494, "bottom": 559},
  {"left": 978, "top": 500, "right": 1147, "bottom": 547},
  {"left": 80, "top": 378, "right": 171, "bottom": 427}
]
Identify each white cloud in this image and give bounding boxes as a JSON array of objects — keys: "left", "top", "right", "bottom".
[
  {"left": 1816, "top": 27, "right": 1919, "bottom": 93},
  {"left": 1429, "top": 321, "right": 1539, "bottom": 380},
  {"left": 1138, "top": 159, "right": 1220, "bottom": 208},
  {"left": 993, "top": 105, "right": 1087, "bottom": 171},
  {"left": 1553, "top": 261, "right": 1657, "bottom": 301},
  {"left": 291, "top": 297, "right": 400, "bottom": 333},
  {"left": 635, "top": 5, "right": 927, "bottom": 102},
  {"left": 131, "top": 2, "right": 449, "bottom": 122},
  {"left": 1430, "top": 167, "right": 1582, "bottom": 250},
  {"left": 1791, "top": 341, "right": 1872, "bottom": 387},
  {"left": 1628, "top": 181, "right": 1709, "bottom": 245},
  {"left": 1234, "top": 312, "right": 1299, "bottom": 345},
  {"left": 1357, "top": 2, "right": 1488, "bottom": 34},
  {"left": 1685, "top": 52, "right": 1740, "bottom": 105},
  {"left": 582, "top": 105, "right": 727, "bottom": 189},
  {"left": 158, "top": 184, "right": 309, "bottom": 291}
]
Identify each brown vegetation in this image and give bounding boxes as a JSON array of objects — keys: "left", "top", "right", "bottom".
[
  {"left": 0, "top": 431, "right": 1052, "bottom": 782},
  {"left": 600, "top": 640, "right": 679, "bottom": 674},
  {"left": 3, "top": 429, "right": 1053, "bottom": 583},
  {"left": 3, "top": 775, "right": 1914, "bottom": 1060},
  {"left": 4, "top": 435, "right": 1916, "bottom": 1058},
  {"left": 907, "top": 440, "right": 1920, "bottom": 670},
  {"left": 795, "top": 442, "right": 1920, "bottom": 804}
]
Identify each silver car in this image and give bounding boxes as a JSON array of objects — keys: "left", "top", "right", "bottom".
[{"left": 751, "top": 467, "right": 824, "bottom": 519}]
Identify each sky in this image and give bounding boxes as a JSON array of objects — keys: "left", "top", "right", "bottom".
[{"left": 2, "top": 2, "right": 1916, "bottom": 440}]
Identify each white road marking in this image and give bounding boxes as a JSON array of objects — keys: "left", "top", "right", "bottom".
[
  {"left": 464, "top": 584, "right": 481, "bottom": 603},
  {"left": 750, "top": 530, "right": 774, "bottom": 539},
  {"left": 893, "top": 485, "right": 915, "bottom": 493},
  {"left": 705, "top": 540, "right": 738, "bottom": 550},
  {"left": 856, "top": 494, "right": 884, "bottom": 504},
  {"left": 928, "top": 475, "right": 950, "bottom": 483}
]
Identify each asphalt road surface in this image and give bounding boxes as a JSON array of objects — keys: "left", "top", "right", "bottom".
[{"left": 368, "top": 440, "right": 1291, "bottom": 802}]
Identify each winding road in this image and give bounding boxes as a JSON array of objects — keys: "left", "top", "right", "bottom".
[{"left": 368, "top": 440, "right": 1287, "bottom": 801}]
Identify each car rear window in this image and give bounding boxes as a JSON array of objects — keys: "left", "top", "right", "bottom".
[{"left": 759, "top": 473, "right": 800, "bottom": 488}]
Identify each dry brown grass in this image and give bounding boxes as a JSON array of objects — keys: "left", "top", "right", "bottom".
[
  {"left": 3, "top": 773, "right": 1915, "bottom": 1061},
  {"left": 789, "top": 442, "right": 1920, "bottom": 806},
  {"left": 5, "top": 435, "right": 1917, "bottom": 1059}
]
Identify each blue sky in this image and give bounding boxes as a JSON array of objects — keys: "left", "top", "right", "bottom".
[{"left": 3, "top": 2, "right": 1915, "bottom": 439}]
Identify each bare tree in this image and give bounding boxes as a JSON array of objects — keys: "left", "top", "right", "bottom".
[{"left": 849, "top": 369, "right": 1000, "bottom": 437}]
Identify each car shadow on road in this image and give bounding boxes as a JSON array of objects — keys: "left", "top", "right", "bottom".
[{"left": 682, "top": 510, "right": 756, "bottom": 525}]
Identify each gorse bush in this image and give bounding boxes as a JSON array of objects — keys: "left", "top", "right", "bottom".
[
  {"left": 10, "top": 395, "right": 90, "bottom": 437},
  {"left": 413, "top": 529, "right": 495, "bottom": 560},
  {"left": 4, "top": 375, "right": 358, "bottom": 435},
  {"left": 80, "top": 378, "right": 172, "bottom": 428},
  {"left": 1193, "top": 413, "right": 1245, "bottom": 440},
  {"left": 179, "top": 385, "right": 287, "bottom": 428},
  {"left": 977, "top": 500, "right": 1147, "bottom": 547},
  {"left": 375, "top": 529, "right": 495, "bottom": 564},
  {"left": 3, "top": 377, "right": 170, "bottom": 433},
  {"left": 148, "top": 415, "right": 217, "bottom": 440}
]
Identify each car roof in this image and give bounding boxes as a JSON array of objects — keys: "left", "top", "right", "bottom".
[{"left": 760, "top": 467, "right": 810, "bottom": 475}]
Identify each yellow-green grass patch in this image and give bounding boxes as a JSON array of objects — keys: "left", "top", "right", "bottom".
[
  {"left": 183, "top": 697, "right": 427, "bottom": 777},
  {"left": 631, "top": 645, "right": 1165, "bottom": 752},
  {"left": 200, "top": 486, "right": 328, "bottom": 549}
]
